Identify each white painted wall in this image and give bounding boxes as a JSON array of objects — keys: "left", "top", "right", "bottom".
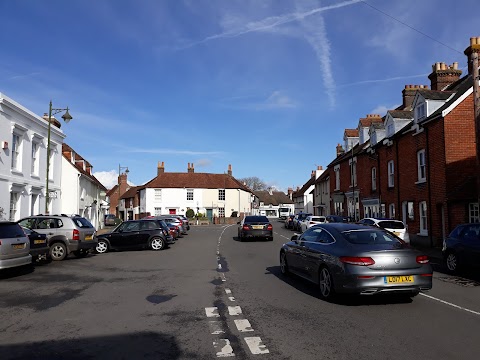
[{"left": 0, "top": 93, "right": 65, "bottom": 221}]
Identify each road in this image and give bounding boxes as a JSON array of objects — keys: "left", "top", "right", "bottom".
[{"left": 0, "top": 221, "right": 479, "bottom": 359}]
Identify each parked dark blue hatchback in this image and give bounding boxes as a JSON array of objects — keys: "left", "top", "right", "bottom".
[{"left": 443, "top": 223, "right": 480, "bottom": 273}]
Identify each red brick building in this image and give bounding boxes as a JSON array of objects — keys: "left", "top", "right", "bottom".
[{"left": 314, "top": 37, "right": 480, "bottom": 247}]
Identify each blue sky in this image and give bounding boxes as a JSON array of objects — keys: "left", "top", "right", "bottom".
[{"left": 1, "top": 0, "right": 478, "bottom": 191}]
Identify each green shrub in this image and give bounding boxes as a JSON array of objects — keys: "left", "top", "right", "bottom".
[{"left": 186, "top": 209, "right": 195, "bottom": 218}]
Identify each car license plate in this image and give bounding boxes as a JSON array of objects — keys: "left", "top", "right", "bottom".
[
  {"left": 252, "top": 225, "right": 263, "bottom": 229},
  {"left": 34, "top": 239, "right": 46, "bottom": 244},
  {"left": 384, "top": 275, "right": 414, "bottom": 284},
  {"left": 12, "top": 243, "right": 26, "bottom": 250},
  {"left": 85, "top": 235, "right": 93, "bottom": 241}
]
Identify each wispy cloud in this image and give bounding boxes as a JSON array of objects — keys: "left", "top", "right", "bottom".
[
  {"left": 122, "top": 148, "right": 224, "bottom": 156},
  {"left": 194, "top": 159, "right": 212, "bottom": 168},
  {"left": 219, "top": 90, "right": 297, "bottom": 110},
  {"left": 337, "top": 73, "right": 430, "bottom": 88},
  {"left": 371, "top": 104, "right": 399, "bottom": 116},
  {"left": 179, "top": 0, "right": 362, "bottom": 49},
  {"left": 8, "top": 72, "right": 41, "bottom": 80}
]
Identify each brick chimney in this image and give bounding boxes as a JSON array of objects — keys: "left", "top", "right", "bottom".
[
  {"left": 228, "top": 164, "right": 232, "bottom": 176},
  {"left": 464, "top": 36, "right": 480, "bottom": 74},
  {"left": 118, "top": 173, "right": 128, "bottom": 196},
  {"left": 157, "top": 161, "right": 165, "bottom": 175},
  {"left": 336, "top": 143, "right": 345, "bottom": 157},
  {"left": 428, "top": 62, "right": 462, "bottom": 91},
  {"left": 288, "top": 187, "right": 293, "bottom": 197},
  {"left": 86, "top": 164, "right": 92, "bottom": 175},
  {"left": 188, "top": 163, "right": 195, "bottom": 173},
  {"left": 402, "top": 85, "right": 428, "bottom": 110}
]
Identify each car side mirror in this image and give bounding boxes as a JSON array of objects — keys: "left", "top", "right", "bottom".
[{"left": 291, "top": 234, "right": 298, "bottom": 242}]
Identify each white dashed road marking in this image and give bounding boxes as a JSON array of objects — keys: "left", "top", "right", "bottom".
[
  {"left": 228, "top": 296, "right": 236, "bottom": 302},
  {"left": 213, "top": 339, "right": 235, "bottom": 357},
  {"left": 228, "top": 306, "right": 242, "bottom": 316},
  {"left": 234, "top": 319, "right": 254, "bottom": 332},
  {"left": 209, "top": 321, "right": 225, "bottom": 335},
  {"left": 245, "top": 337, "right": 270, "bottom": 355},
  {"left": 225, "top": 288, "right": 232, "bottom": 294},
  {"left": 206, "top": 307, "right": 220, "bottom": 318}
]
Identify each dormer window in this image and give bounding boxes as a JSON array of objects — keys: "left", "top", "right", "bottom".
[
  {"left": 371, "top": 131, "right": 377, "bottom": 145},
  {"left": 415, "top": 103, "right": 426, "bottom": 122},
  {"left": 387, "top": 123, "right": 394, "bottom": 137}
]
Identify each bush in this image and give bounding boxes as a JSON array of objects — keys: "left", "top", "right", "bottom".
[
  {"left": 186, "top": 209, "right": 195, "bottom": 218},
  {"left": 196, "top": 212, "right": 204, "bottom": 218},
  {"left": 231, "top": 211, "right": 238, "bottom": 217}
]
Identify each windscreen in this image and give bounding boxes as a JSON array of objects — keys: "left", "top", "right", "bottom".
[
  {"left": 377, "top": 221, "right": 405, "bottom": 230},
  {"left": 72, "top": 217, "right": 94, "bottom": 228},
  {"left": 342, "top": 229, "right": 403, "bottom": 245},
  {"left": 245, "top": 216, "right": 269, "bottom": 223}
]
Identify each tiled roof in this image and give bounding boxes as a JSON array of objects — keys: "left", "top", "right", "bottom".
[
  {"left": 359, "top": 116, "right": 383, "bottom": 127},
  {"left": 120, "top": 186, "right": 141, "bottom": 199},
  {"left": 107, "top": 184, "right": 118, "bottom": 196},
  {"left": 388, "top": 110, "right": 413, "bottom": 119},
  {"left": 143, "top": 173, "right": 251, "bottom": 192},
  {"left": 254, "top": 191, "right": 293, "bottom": 205},
  {"left": 344, "top": 129, "right": 359, "bottom": 137},
  {"left": 417, "top": 89, "right": 454, "bottom": 100},
  {"left": 62, "top": 143, "right": 107, "bottom": 191}
]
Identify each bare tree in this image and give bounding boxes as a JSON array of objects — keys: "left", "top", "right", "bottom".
[{"left": 238, "top": 177, "right": 267, "bottom": 191}]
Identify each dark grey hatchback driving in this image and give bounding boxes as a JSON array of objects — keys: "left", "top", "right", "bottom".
[{"left": 237, "top": 216, "right": 273, "bottom": 241}]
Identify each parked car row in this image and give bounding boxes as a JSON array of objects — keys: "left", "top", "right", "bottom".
[{"left": 0, "top": 214, "right": 192, "bottom": 271}]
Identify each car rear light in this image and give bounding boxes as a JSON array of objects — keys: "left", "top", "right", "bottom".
[
  {"left": 72, "top": 229, "right": 80, "bottom": 241},
  {"left": 340, "top": 256, "right": 375, "bottom": 266},
  {"left": 242, "top": 225, "right": 250, "bottom": 231},
  {"left": 267, "top": 224, "right": 273, "bottom": 231},
  {"left": 420, "top": 274, "right": 433, "bottom": 277},
  {"left": 416, "top": 255, "right": 429, "bottom": 264}
]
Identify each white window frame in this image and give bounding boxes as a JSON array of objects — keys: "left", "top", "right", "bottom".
[
  {"left": 154, "top": 207, "right": 161, "bottom": 216},
  {"left": 469, "top": 203, "right": 479, "bottom": 223},
  {"left": 31, "top": 193, "right": 39, "bottom": 216},
  {"left": 387, "top": 122, "right": 395, "bottom": 137},
  {"left": 187, "top": 189, "right": 194, "bottom": 201},
  {"left": 349, "top": 157, "right": 357, "bottom": 187},
  {"left": 31, "top": 141, "right": 39, "bottom": 175},
  {"left": 9, "top": 192, "right": 19, "bottom": 221},
  {"left": 218, "top": 189, "right": 225, "bottom": 201},
  {"left": 388, "top": 160, "right": 394, "bottom": 187},
  {"left": 154, "top": 189, "right": 162, "bottom": 202},
  {"left": 11, "top": 133, "right": 22, "bottom": 171},
  {"left": 419, "top": 201, "right": 428, "bottom": 235},
  {"left": 417, "top": 149, "right": 426, "bottom": 182},
  {"left": 389, "top": 203, "right": 395, "bottom": 219},
  {"left": 415, "top": 102, "right": 426, "bottom": 122},
  {"left": 334, "top": 165, "right": 340, "bottom": 190},
  {"left": 371, "top": 167, "right": 377, "bottom": 191},
  {"left": 219, "top": 207, "right": 225, "bottom": 218}
]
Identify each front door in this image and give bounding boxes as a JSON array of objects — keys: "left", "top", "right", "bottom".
[{"left": 206, "top": 209, "right": 213, "bottom": 223}]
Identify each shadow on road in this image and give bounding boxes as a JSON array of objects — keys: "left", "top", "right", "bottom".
[
  {"left": 0, "top": 331, "right": 187, "bottom": 360},
  {"left": 0, "top": 264, "right": 35, "bottom": 280},
  {"left": 232, "top": 236, "right": 274, "bottom": 242},
  {"left": 266, "top": 265, "right": 416, "bottom": 307}
]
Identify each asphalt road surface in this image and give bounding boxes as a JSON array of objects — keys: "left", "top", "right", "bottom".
[{"left": 1, "top": 222, "right": 479, "bottom": 360}]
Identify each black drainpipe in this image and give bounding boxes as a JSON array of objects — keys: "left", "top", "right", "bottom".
[
  {"left": 396, "top": 140, "right": 401, "bottom": 218},
  {"left": 377, "top": 150, "right": 381, "bottom": 215},
  {"left": 425, "top": 126, "right": 434, "bottom": 247}
]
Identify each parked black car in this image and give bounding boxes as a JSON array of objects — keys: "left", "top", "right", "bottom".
[
  {"left": 95, "top": 219, "right": 173, "bottom": 254},
  {"left": 443, "top": 223, "right": 480, "bottom": 273},
  {"left": 21, "top": 227, "right": 49, "bottom": 262},
  {"left": 237, "top": 216, "right": 273, "bottom": 241}
]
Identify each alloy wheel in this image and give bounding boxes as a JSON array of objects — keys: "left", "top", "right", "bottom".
[
  {"left": 96, "top": 240, "right": 109, "bottom": 254},
  {"left": 446, "top": 253, "right": 457, "bottom": 272},
  {"left": 50, "top": 243, "right": 67, "bottom": 261},
  {"left": 151, "top": 237, "right": 165, "bottom": 250},
  {"left": 280, "top": 252, "right": 289, "bottom": 275},
  {"left": 319, "top": 267, "right": 333, "bottom": 299}
]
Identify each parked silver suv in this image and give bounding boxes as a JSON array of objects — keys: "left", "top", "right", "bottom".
[
  {"left": 18, "top": 215, "right": 97, "bottom": 261},
  {"left": 0, "top": 221, "right": 32, "bottom": 269}
]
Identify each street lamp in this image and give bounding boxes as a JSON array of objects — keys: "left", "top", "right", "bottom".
[
  {"left": 119, "top": 164, "right": 129, "bottom": 176},
  {"left": 45, "top": 100, "right": 73, "bottom": 214}
]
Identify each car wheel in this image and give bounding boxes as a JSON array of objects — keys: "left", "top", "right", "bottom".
[
  {"left": 96, "top": 239, "right": 109, "bottom": 254},
  {"left": 239, "top": 232, "right": 243, "bottom": 242},
  {"left": 50, "top": 242, "right": 67, "bottom": 261},
  {"left": 319, "top": 266, "right": 335, "bottom": 300},
  {"left": 445, "top": 252, "right": 459, "bottom": 273},
  {"left": 73, "top": 249, "right": 89, "bottom": 258},
  {"left": 150, "top": 237, "right": 165, "bottom": 251},
  {"left": 280, "top": 252, "right": 289, "bottom": 275}
]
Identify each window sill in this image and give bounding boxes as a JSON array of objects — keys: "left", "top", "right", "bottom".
[
  {"left": 415, "top": 179, "right": 426, "bottom": 185},
  {"left": 417, "top": 232, "right": 428, "bottom": 237},
  {"left": 387, "top": 186, "right": 395, "bottom": 190},
  {"left": 11, "top": 169, "right": 24, "bottom": 176},
  {"left": 31, "top": 174, "right": 40, "bottom": 180}
]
